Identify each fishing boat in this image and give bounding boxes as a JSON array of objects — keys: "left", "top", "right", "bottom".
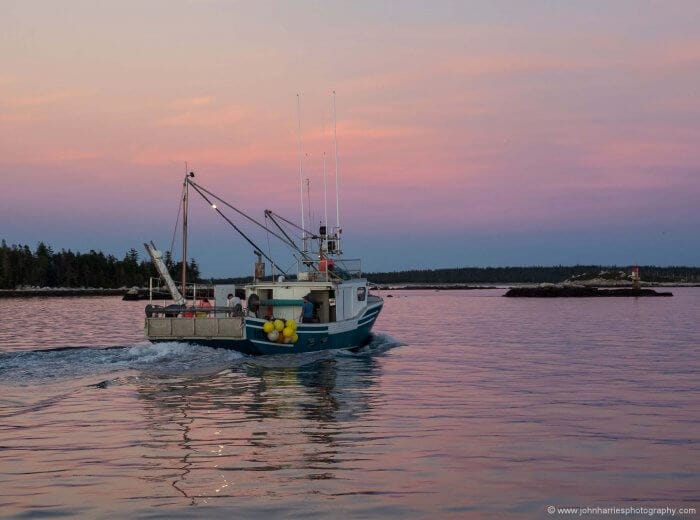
[
  {"left": 142, "top": 98, "right": 383, "bottom": 355},
  {"left": 143, "top": 175, "right": 382, "bottom": 355}
]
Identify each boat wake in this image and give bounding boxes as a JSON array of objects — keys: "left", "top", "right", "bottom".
[
  {"left": 350, "top": 332, "right": 405, "bottom": 356},
  {"left": 0, "top": 342, "right": 246, "bottom": 384},
  {"left": 0, "top": 334, "right": 403, "bottom": 385}
]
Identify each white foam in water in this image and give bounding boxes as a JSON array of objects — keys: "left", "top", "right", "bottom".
[
  {"left": 0, "top": 335, "right": 402, "bottom": 384},
  {"left": 345, "top": 333, "right": 405, "bottom": 356},
  {"left": 0, "top": 342, "right": 246, "bottom": 383},
  {"left": 123, "top": 342, "right": 243, "bottom": 366}
]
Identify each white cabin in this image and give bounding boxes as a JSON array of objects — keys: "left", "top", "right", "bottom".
[{"left": 245, "top": 278, "right": 368, "bottom": 323}]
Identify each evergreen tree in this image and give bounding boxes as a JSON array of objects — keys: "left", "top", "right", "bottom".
[{"left": 0, "top": 238, "right": 698, "bottom": 289}]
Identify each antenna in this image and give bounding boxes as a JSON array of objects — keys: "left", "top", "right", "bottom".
[
  {"left": 297, "top": 93, "right": 306, "bottom": 252},
  {"left": 323, "top": 151, "right": 328, "bottom": 228},
  {"left": 332, "top": 90, "right": 341, "bottom": 252},
  {"left": 305, "top": 178, "right": 312, "bottom": 229}
]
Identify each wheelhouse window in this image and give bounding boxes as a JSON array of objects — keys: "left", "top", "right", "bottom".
[{"left": 357, "top": 287, "right": 366, "bottom": 301}]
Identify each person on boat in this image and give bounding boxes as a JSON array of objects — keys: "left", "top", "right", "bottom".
[
  {"left": 247, "top": 294, "right": 260, "bottom": 318},
  {"left": 301, "top": 294, "right": 315, "bottom": 323},
  {"left": 196, "top": 297, "right": 212, "bottom": 317},
  {"left": 226, "top": 292, "right": 241, "bottom": 316}
]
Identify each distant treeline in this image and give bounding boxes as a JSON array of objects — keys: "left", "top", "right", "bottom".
[
  {"left": 0, "top": 240, "right": 200, "bottom": 290},
  {"left": 365, "top": 266, "right": 700, "bottom": 284},
  {"left": 212, "top": 265, "right": 700, "bottom": 285},
  {"left": 2, "top": 240, "right": 698, "bottom": 289}
]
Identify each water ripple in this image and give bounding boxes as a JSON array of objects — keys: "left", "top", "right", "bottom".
[{"left": 0, "top": 290, "right": 699, "bottom": 518}]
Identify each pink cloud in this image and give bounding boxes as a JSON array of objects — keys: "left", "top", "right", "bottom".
[
  {"left": 172, "top": 96, "right": 214, "bottom": 108},
  {"left": 440, "top": 54, "right": 573, "bottom": 78},
  {"left": 652, "top": 40, "right": 700, "bottom": 68},
  {"left": 304, "top": 119, "right": 426, "bottom": 144},
  {"left": 1, "top": 7, "right": 698, "bottom": 251},
  {"left": 155, "top": 104, "right": 253, "bottom": 128},
  {"left": 1, "top": 89, "right": 91, "bottom": 109},
  {"left": 41, "top": 149, "right": 101, "bottom": 163},
  {"left": 130, "top": 142, "right": 290, "bottom": 168}
]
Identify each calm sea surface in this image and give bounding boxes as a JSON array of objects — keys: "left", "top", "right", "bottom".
[{"left": 0, "top": 289, "right": 698, "bottom": 519}]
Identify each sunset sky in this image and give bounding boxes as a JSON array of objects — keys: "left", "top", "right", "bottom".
[{"left": 2, "top": 1, "right": 699, "bottom": 276}]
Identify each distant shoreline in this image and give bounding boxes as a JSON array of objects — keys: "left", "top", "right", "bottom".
[
  {"left": 371, "top": 282, "right": 700, "bottom": 290},
  {"left": 0, "top": 288, "right": 128, "bottom": 298},
  {"left": 2, "top": 282, "right": 697, "bottom": 298},
  {"left": 372, "top": 284, "right": 500, "bottom": 291},
  {"left": 504, "top": 286, "right": 674, "bottom": 298}
]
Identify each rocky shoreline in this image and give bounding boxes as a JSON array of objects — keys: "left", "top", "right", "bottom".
[
  {"left": 371, "top": 284, "right": 498, "bottom": 291},
  {"left": 504, "top": 286, "right": 673, "bottom": 298},
  {"left": 1, "top": 282, "right": 689, "bottom": 299}
]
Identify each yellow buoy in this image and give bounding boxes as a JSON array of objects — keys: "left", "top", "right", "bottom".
[
  {"left": 285, "top": 319, "right": 297, "bottom": 331},
  {"left": 263, "top": 321, "right": 274, "bottom": 333},
  {"left": 282, "top": 327, "right": 293, "bottom": 338},
  {"left": 292, "top": 333, "right": 299, "bottom": 343},
  {"left": 273, "top": 319, "right": 284, "bottom": 332}
]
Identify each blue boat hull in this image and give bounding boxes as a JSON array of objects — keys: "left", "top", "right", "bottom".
[{"left": 151, "top": 300, "right": 383, "bottom": 356}]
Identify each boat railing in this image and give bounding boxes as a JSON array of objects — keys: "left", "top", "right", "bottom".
[
  {"left": 147, "top": 278, "right": 214, "bottom": 304},
  {"left": 297, "top": 258, "right": 362, "bottom": 281},
  {"left": 145, "top": 305, "right": 245, "bottom": 318}
]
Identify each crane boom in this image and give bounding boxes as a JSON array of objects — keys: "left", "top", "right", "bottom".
[{"left": 144, "top": 242, "right": 186, "bottom": 306}]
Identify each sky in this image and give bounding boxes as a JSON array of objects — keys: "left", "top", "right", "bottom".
[{"left": 1, "top": 0, "right": 699, "bottom": 277}]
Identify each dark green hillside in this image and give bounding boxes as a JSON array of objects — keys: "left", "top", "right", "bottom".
[
  {"left": 0, "top": 240, "right": 200, "bottom": 289},
  {"left": 365, "top": 266, "right": 700, "bottom": 284},
  {"left": 2, "top": 240, "right": 698, "bottom": 289}
]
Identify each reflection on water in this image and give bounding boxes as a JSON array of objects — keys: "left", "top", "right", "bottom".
[
  {"left": 0, "top": 291, "right": 699, "bottom": 518},
  {"left": 0, "top": 328, "right": 402, "bottom": 518},
  {"left": 134, "top": 353, "right": 381, "bottom": 508}
]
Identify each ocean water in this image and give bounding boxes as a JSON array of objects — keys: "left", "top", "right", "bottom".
[{"left": 0, "top": 289, "right": 698, "bottom": 518}]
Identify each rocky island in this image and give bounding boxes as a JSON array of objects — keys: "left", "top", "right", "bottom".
[{"left": 504, "top": 285, "right": 673, "bottom": 298}]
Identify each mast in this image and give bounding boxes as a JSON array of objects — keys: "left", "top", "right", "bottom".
[
  {"left": 181, "top": 171, "right": 193, "bottom": 302},
  {"left": 297, "top": 94, "right": 306, "bottom": 253}
]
